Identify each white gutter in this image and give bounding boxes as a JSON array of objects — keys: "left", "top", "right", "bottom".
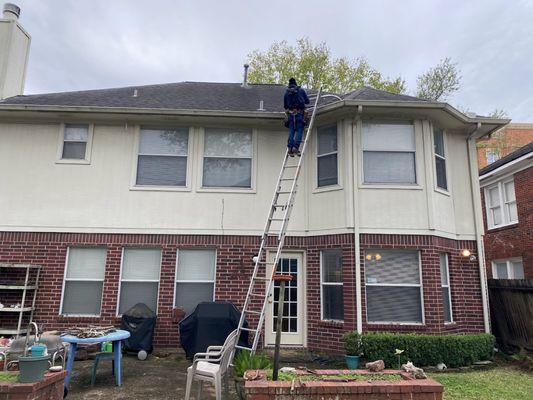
[
  {"left": 467, "top": 122, "right": 491, "bottom": 333},
  {"left": 353, "top": 105, "right": 363, "bottom": 334},
  {"left": 479, "top": 152, "right": 533, "bottom": 181}
]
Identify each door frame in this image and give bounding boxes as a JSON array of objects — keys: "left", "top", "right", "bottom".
[{"left": 264, "top": 250, "right": 307, "bottom": 348}]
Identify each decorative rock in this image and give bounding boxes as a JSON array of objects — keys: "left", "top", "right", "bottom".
[
  {"left": 366, "top": 360, "right": 385, "bottom": 372},
  {"left": 401, "top": 361, "right": 427, "bottom": 379}
]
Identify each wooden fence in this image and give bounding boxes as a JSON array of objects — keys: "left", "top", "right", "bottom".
[{"left": 488, "top": 279, "right": 533, "bottom": 352}]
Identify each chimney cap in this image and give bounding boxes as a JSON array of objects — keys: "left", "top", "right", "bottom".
[{"left": 3, "top": 3, "right": 21, "bottom": 20}]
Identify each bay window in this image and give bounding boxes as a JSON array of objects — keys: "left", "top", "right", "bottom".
[
  {"left": 317, "top": 124, "right": 338, "bottom": 187},
  {"left": 320, "top": 249, "right": 343, "bottom": 321},
  {"left": 433, "top": 128, "right": 447, "bottom": 190},
  {"left": 439, "top": 253, "right": 453, "bottom": 323}
]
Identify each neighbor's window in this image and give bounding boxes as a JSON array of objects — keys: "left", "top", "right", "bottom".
[
  {"left": 317, "top": 124, "right": 338, "bottom": 187},
  {"left": 365, "top": 249, "right": 423, "bottom": 323},
  {"left": 136, "top": 127, "right": 189, "bottom": 186},
  {"left": 362, "top": 121, "right": 416, "bottom": 184},
  {"left": 320, "top": 249, "right": 343, "bottom": 321},
  {"left": 439, "top": 253, "right": 453, "bottom": 323},
  {"left": 62, "top": 124, "right": 89, "bottom": 160},
  {"left": 175, "top": 249, "right": 216, "bottom": 314},
  {"left": 202, "top": 128, "right": 252, "bottom": 188},
  {"left": 61, "top": 247, "right": 107, "bottom": 315},
  {"left": 118, "top": 248, "right": 161, "bottom": 315},
  {"left": 485, "top": 178, "right": 518, "bottom": 229},
  {"left": 433, "top": 128, "right": 447, "bottom": 190},
  {"left": 486, "top": 149, "right": 500, "bottom": 165},
  {"left": 492, "top": 258, "right": 524, "bottom": 279}
]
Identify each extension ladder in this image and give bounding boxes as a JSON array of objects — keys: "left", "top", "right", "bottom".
[{"left": 234, "top": 87, "right": 322, "bottom": 354}]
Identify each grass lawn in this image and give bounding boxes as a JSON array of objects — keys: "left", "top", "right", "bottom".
[{"left": 430, "top": 366, "right": 533, "bottom": 400}]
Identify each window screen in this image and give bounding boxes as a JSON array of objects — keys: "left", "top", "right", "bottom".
[
  {"left": 62, "top": 124, "right": 88, "bottom": 160},
  {"left": 321, "top": 249, "right": 343, "bottom": 320},
  {"left": 136, "top": 127, "right": 188, "bottom": 186},
  {"left": 203, "top": 128, "right": 252, "bottom": 188},
  {"left": 62, "top": 248, "right": 106, "bottom": 315},
  {"left": 365, "top": 250, "right": 422, "bottom": 323},
  {"left": 175, "top": 249, "right": 216, "bottom": 314},
  {"left": 317, "top": 125, "right": 338, "bottom": 187},
  {"left": 362, "top": 122, "right": 416, "bottom": 184},
  {"left": 433, "top": 128, "right": 447, "bottom": 190},
  {"left": 118, "top": 248, "right": 161, "bottom": 315}
]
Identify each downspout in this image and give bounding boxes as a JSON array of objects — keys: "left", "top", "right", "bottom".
[
  {"left": 467, "top": 122, "right": 491, "bottom": 333},
  {"left": 353, "top": 105, "right": 363, "bottom": 334}
]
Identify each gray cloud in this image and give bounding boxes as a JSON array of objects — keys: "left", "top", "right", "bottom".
[{"left": 13, "top": 0, "right": 533, "bottom": 120}]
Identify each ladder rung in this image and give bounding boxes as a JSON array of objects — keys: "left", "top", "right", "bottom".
[
  {"left": 240, "top": 327, "right": 258, "bottom": 333},
  {"left": 276, "top": 191, "right": 292, "bottom": 194},
  {"left": 235, "top": 345, "right": 253, "bottom": 352},
  {"left": 279, "top": 178, "right": 294, "bottom": 181},
  {"left": 249, "top": 292, "right": 265, "bottom": 297},
  {"left": 244, "top": 309, "right": 261, "bottom": 315},
  {"left": 284, "top": 164, "right": 298, "bottom": 168},
  {"left": 272, "top": 204, "right": 287, "bottom": 208},
  {"left": 269, "top": 218, "right": 285, "bottom": 221},
  {"left": 253, "top": 276, "right": 269, "bottom": 281}
]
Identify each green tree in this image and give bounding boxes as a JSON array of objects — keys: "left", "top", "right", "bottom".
[
  {"left": 416, "top": 57, "right": 461, "bottom": 101},
  {"left": 246, "top": 38, "right": 406, "bottom": 94}
]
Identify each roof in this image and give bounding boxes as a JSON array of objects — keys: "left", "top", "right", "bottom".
[
  {"left": 479, "top": 141, "right": 533, "bottom": 176},
  {"left": 0, "top": 82, "right": 427, "bottom": 112}
]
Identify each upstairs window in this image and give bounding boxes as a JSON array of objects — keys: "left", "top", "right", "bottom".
[
  {"left": 203, "top": 128, "right": 252, "bottom": 188},
  {"left": 62, "top": 124, "right": 89, "bottom": 160},
  {"left": 136, "top": 127, "right": 189, "bottom": 186},
  {"left": 492, "top": 258, "right": 524, "bottom": 279},
  {"left": 320, "top": 249, "right": 343, "bottom": 321},
  {"left": 433, "top": 128, "right": 448, "bottom": 190},
  {"left": 317, "top": 124, "right": 338, "bottom": 187},
  {"left": 485, "top": 178, "right": 518, "bottom": 229},
  {"left": 362, "top": 122, "right": 416, "bottom": 184}
]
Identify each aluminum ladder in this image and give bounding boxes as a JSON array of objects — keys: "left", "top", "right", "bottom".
[{"left": 234, "top": 87, "right": 322, "bottom": 354}]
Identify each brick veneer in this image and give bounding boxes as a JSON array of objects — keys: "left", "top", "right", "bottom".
[
  {"left": 0, "top": 372, "right": 66, "bottom": 400},
  {"left": 481, "top": 166, "right": 533, "bottom": 278},
  {"left": 0, "top": 232, "right": 484, "bottom": 352}
]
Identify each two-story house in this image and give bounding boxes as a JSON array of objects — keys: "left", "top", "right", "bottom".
[
  {"left": 480, "top": 142, "right": 532, "bottom": 280},
  {"left": 0, "top": 4, "right": 508, "bottom": 353}
]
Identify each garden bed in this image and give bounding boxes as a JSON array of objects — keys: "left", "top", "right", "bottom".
[
  {"left": 244, "top": 369, "right": 443, "bottom": 400},
  {"left": 0, "top": 371, "right": 66, "bottom": 400}
]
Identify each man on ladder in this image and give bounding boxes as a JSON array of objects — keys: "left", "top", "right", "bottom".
[{"left": 284, "top": 78, "right": 309, "bottom": 156}]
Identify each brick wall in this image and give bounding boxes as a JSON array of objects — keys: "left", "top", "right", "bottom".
[
  {"left": 481, "top": 166, "right": 533, "bottom": 278},
  {"left": 0, "top": 232, "right": 484, "bottom": 352},
  {"left": 477, "top": 126, "right": 533, "bottom": 169}
]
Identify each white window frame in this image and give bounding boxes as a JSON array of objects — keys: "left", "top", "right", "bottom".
[
  {"left": 358, "top": 120, "right": 422, "bottom": 189},
  {"left": 484, "top": 177, "right": 518, "bottom": 229},
  {"left": 116, "top": 248, "right": 162, "bottom": 316},
  {"left": 197, "top": 127, "right": 257, "bottom": 193},
  {"left": 440, "top": 253, "right": 453, "bottom": 324},
  {"left": 364, "top": 250, "right": 425, "bottom": 325},
  {"left": 320, "top": 249, "right": 343, "bottom": 322},
  {"left": 56, "top": 123, "right": 94, "bottom": 165},
  {"left": 131, "top": 125, "right": 193, "bottom": 191},
  {"left": 59, "top": 247, "right": 106, "bottom": 317},
  {"left": 492, "top": 258, "right": 524, "bottom": 279},
  {"left": 316, "top": 123, "right": 339, "bottom": 189},
  {"left": 432, "top": 127, "right": 449, "bottom": 193},
  {"left": 173, "top": 248, "right": 217, "bottom": 309}
]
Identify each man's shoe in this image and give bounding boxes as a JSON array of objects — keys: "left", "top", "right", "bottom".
[
  {"left": 294, "top": 147, "right": 301, "bottom": 156},
  {"left": 288, "top": 147, "right": 295, "bottom": 157}
]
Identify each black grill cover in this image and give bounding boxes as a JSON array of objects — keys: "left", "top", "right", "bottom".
[
  {"left": 179, "top": 301, "right": 249, "bottom": 359},
  {"left": 120, "top": 303, "right": 157, "bottom": 353}
]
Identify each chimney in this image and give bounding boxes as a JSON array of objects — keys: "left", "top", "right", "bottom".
[
  {"left": 0, "top": 3, "right": 31, "bottom": 99},
  {"left": 242, "top": 64, "right": 249, "bottom": 87}
]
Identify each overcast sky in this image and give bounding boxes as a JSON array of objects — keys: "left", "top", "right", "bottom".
[{"left": 12, "top": 0, "right": 533, "bottom": 121}]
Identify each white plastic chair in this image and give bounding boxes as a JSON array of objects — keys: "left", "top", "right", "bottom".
[{"left": 184, "top": 329, "right": 239, "bottom": 400}]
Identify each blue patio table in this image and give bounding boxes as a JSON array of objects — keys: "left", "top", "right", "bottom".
[{"left": 61, "top": 329, "right": 131, "bottom": 388}]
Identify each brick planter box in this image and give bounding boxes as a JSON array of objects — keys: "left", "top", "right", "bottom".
[
  {"left": 244, "top": 369, "right": 443, "bottom": 400},
  {"left": 0, "top": 371, "right": 66, "bottom": 400}
]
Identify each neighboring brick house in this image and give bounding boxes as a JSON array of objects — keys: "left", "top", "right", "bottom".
[
  {"left": 0, "top": 5, "right": 508, "bottom": 352},
  {"left": 480, "top": 142, "right": 533, "bottom": 279},
  {"left": 477, "top": 123, "right": 533, "bottom": 169}
]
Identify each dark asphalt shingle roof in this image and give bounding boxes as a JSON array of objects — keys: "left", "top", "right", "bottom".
[
  {"left": 0, "top": 82, "right": 427, "bottom": 112},
  {"left": 479, "top": 141, "right": 533, "bottom": 176}
]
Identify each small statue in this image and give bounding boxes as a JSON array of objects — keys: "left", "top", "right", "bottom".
[{"left": 401, "top": 361, "right": 427, "bottom": 379}]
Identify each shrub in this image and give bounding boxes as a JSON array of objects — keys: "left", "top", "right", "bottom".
[
  {"left": 355, "top": 332, "right": 495, "bottom": 368},
  {"left": 343, "top": 332, "right": 363, "bottom": 356},
  {"left": 233, "top": 351, "right": 271, "bottom": 378}
]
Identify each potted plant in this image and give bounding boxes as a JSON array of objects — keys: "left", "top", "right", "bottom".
[
  {"left": 232, "top": 351, "right": 271, "bottom": 400},
  {"left": 343, "top": 332, "right": 363, "bottom": 369}
]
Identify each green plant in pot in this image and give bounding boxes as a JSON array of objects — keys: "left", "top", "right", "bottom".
[
  {"left": 343, "top": 332, "right": 363, "bottom": 369},
  {"left": 232, "top": 351, "right": 271, "bottom": 400}
]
